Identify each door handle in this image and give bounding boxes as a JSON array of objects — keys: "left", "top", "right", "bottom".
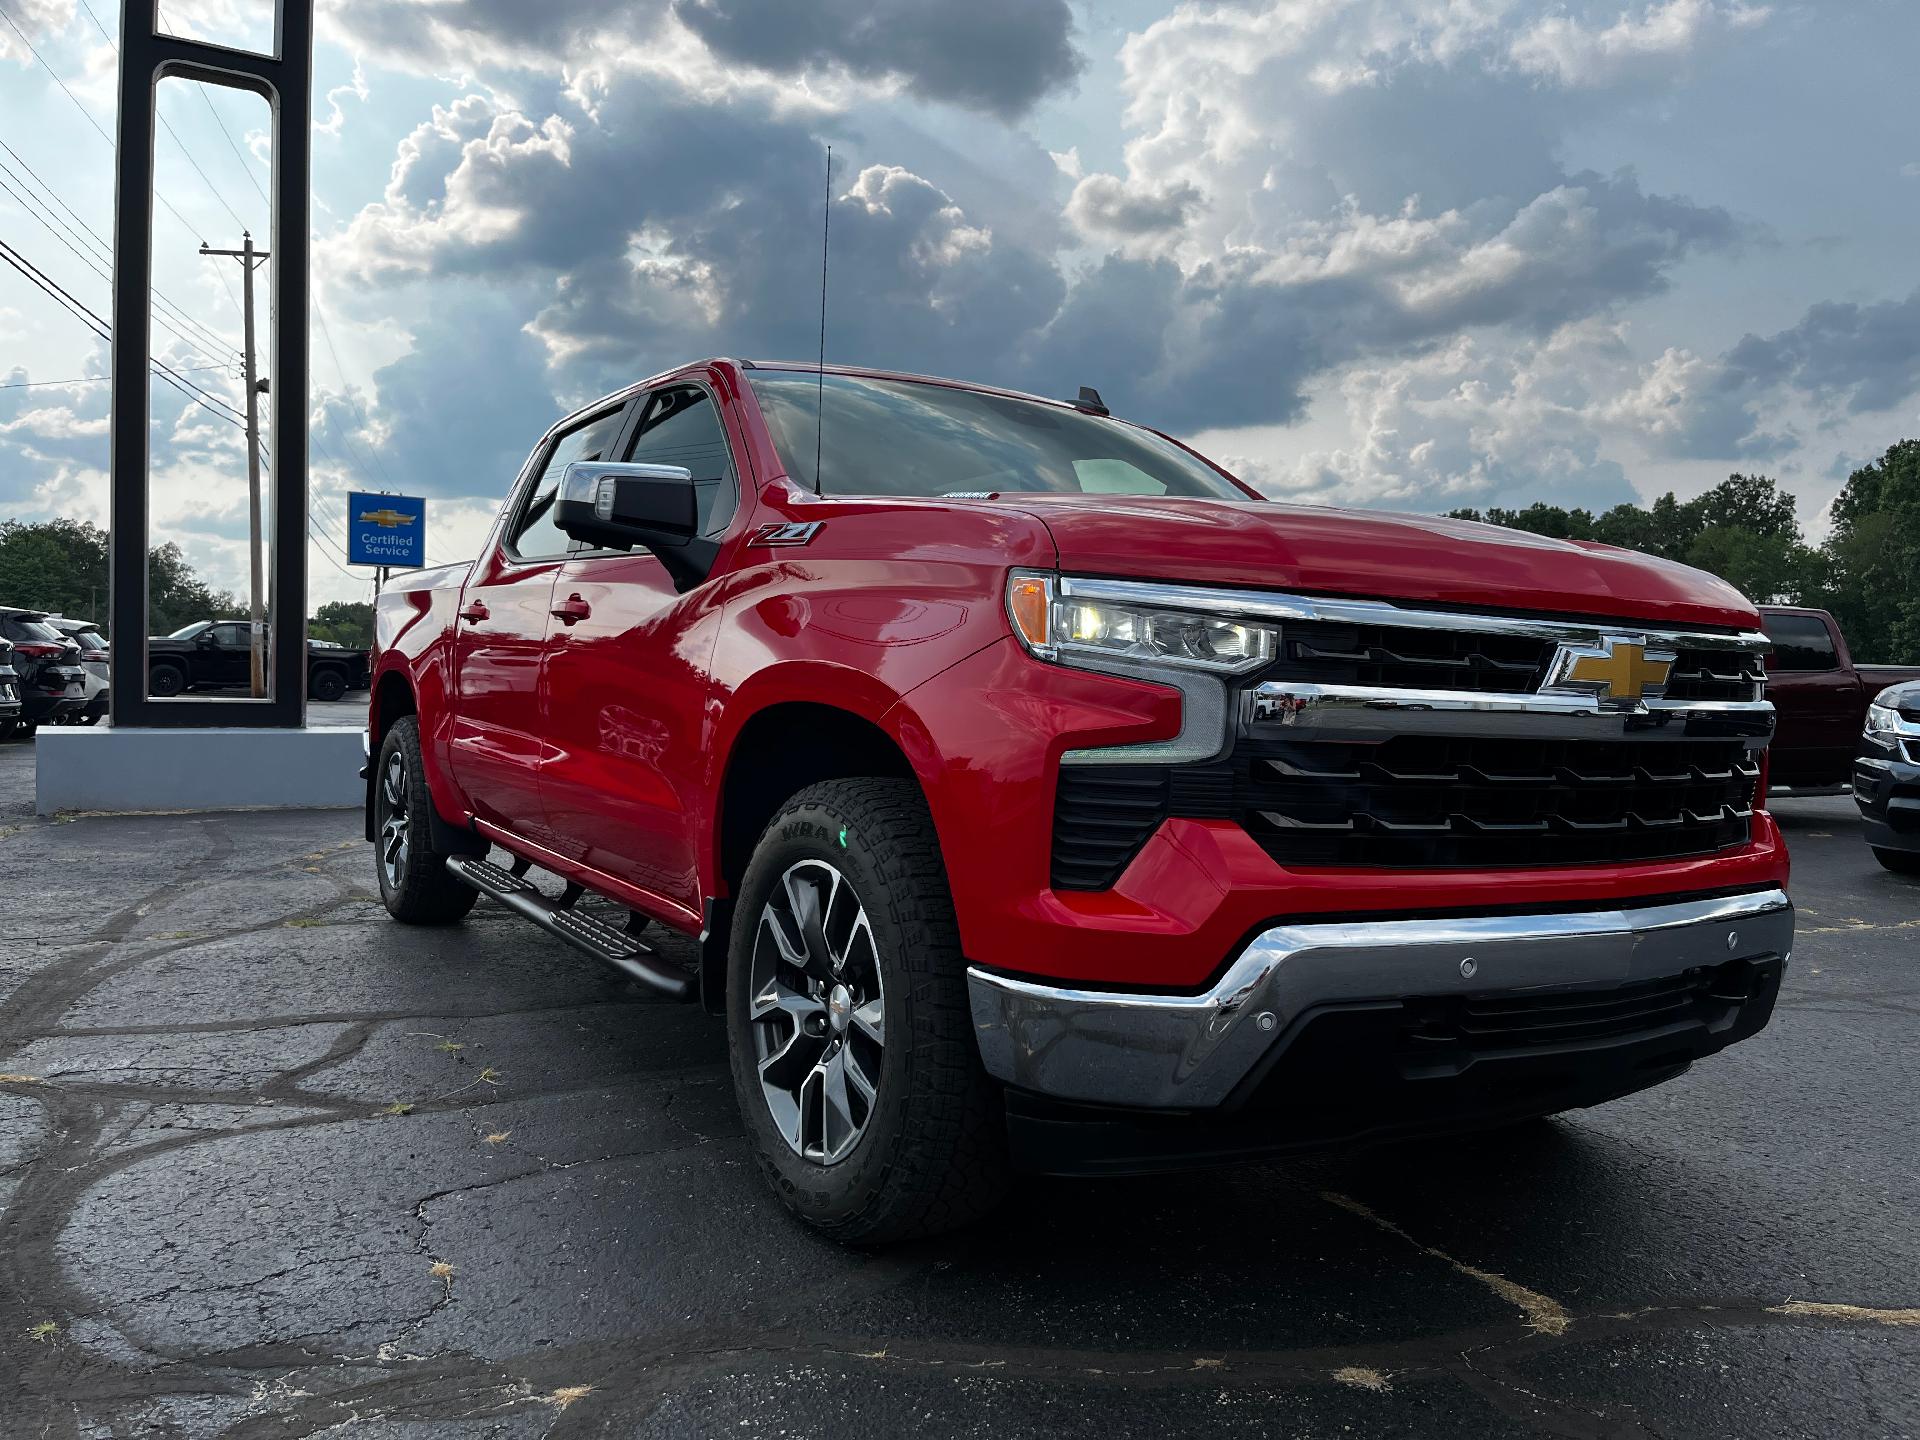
[
  {"left": 458, "top": 600, "right": 489, "bottom": 623},
  {"left": 551, "top": 594, "right": 591, "bottom": 625}
]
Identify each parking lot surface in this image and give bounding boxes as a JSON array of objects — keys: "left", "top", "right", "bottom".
[{"left": 0, "top": 736, "right": 1914, "bottom": 1436}]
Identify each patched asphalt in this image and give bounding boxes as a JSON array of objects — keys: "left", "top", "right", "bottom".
[{"left": 0, "top": 734, "right": 1915, "bottom": 1437}]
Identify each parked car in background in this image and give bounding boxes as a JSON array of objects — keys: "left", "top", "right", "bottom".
[
  {"left": 363, "top": 358, "right": 1792, "bottom": 1243},
  {"left": 146, "top": 620, "right": 372, "bottom": 701},
  {"left": 45, "top": 616, "right": 109, "bottom": 725},
  {"left": 0, "top": 638, "right": 21, "bottom": 733},
  {"left": 1757, "top": 607, "right": 1920, "bottom": 791},
  {"left": 1854, "top": 680, "right": 1920, "bottom": 876},
  {"left": 0, "top": 605, "right": 86, "bottom": 732}
]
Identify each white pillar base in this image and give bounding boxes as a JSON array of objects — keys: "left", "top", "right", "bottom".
[{"left": 35, "top": 725, "right": 365, "bottom": 816}]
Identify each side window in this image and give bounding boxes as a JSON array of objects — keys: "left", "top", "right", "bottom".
[
  {"left": 507, "top": 407, "right": 628, "bottom": 559},
  {"left": 210, "top": 623, "right": 247, "bottom": 647},
  {"left": 626, "top": 387, "right": 738, "bottom": 537},
  {"left": 1763, "top": 615, "right": 1838, "bottom": 672}
]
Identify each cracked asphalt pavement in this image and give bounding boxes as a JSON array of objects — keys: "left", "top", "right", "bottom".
[{"left": 1, "top": 726, "right": 1916, "bottom": 1436}]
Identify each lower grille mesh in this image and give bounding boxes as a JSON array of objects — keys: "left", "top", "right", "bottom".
[{"left": 1051, "top": 734, "right": 1760, "bottom": 890}]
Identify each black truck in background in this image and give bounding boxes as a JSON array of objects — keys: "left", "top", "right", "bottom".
[{"left": 147, "top": 620, "right": 371, "bottom": 702}]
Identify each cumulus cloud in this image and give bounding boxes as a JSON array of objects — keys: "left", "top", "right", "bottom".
[
  {"left": 1065, "top": 173, "right": 1204, "bottom": 241},
  {"left": 0, "top": 0, "right": 75, "bottom": 59},
  {"left": 670, "top": 0, "right": 1081, "bottom": 120},
  {"left": 1721, "top": 288, "right": 1920, "bottom": 416},
  {"left": 1509, "top": 0, "right": 1768, "bottom": 88},
  {"left": 1235, "top": 313, "right": 1810, "bottom": 511},
  {"left": 319, "top": 0, "right": 1079, "bottom": 119}
]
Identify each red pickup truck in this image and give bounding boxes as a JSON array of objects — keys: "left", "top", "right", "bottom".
[
  {"left": 1756, "top": 606, "right": 1920, "bottom": 791},
  {"left": 366, "top": 360, "right": 1792, "bottom": 1241}
]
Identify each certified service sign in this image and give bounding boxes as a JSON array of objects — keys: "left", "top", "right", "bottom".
[{"left": 347, "top": 492, "right": 426, "bottom": 567}]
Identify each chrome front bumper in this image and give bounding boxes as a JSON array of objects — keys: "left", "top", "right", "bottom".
[{"left": 968, "top": 888, "right": 1793, "bottom": 1109}]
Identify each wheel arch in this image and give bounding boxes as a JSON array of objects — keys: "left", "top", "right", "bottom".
[{"left": 705, "top": 697, "right": 925, "bottom": 1012}]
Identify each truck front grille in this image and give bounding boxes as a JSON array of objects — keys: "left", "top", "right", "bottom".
[
  {"left": 1051, "top": 734, "right": 1760, "bottom": 887},
  {"left": 1264, "top": 621, "right": 1552, "bottom": 695},
  {"left": 1236, "top": 733, "right": 1757, "bottom": 868},
  {"left": 1261, "top": 625, "right": 1765, "bottom": 702},
  {"left": 1661, "top": 649, "right": 1767, "bottom": 703}
]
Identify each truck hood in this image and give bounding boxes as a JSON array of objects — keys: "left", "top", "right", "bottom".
[{"left": 1007, "top": 495, "right": 1759, "bottom": 631}]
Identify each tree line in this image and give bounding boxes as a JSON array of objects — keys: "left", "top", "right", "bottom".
[
  {"left": 1448, "top": 440, "right": 1920, "bottom": 664},
  {"left": 0, "top": 517, "right": 374, "bottom": 647}
]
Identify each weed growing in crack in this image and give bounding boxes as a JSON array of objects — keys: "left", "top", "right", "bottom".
[
  {"left": 379, "top": 1101, "right": 415, "bottom": 1117},
  {"left": 26, "top": 1321, "right": 60, "bottom": 1343},
  {"left": 545, "top": 1386, "right": 593, "bottom": 1411}
]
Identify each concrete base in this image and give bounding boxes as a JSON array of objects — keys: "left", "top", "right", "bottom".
[{"left": 36, "top": 725, "right": 365, "bottom": 816}]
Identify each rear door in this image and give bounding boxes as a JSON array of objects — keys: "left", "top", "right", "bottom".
[
  {"left": 1762, "top": 612, "right": 1855, "bottom": 787},
  {"left": 449, "top": 402, "right": 634, "bottom": 842},
  {"left": 538, "top": 380, "right": 744, "bottom": 918}
]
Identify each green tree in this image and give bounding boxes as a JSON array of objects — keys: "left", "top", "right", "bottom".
[
  {"left": 0, "top": 518, "right": 108, "bottom": 620},
  {"left": 310, "top": 600, "right": 374, "bottom": 649},
  {"left": 0, "top": 518, "right": 242, "bottom": 635},
  {"left": 1450, "top": 473, "right": 1822, "bottom": 607},
  {"left": 1824, "top": 440, "right": 1920, "bottom": 663}
]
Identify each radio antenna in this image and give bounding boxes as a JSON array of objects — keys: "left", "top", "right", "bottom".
[{"left": 813, "top": 144, "right": 832, "bottom": 496}]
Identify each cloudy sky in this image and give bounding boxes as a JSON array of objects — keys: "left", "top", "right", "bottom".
[{"left": 2, "top": 0, "right": 1918, "bottom": 609}]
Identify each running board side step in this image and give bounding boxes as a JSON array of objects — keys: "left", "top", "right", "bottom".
[{"left": 445, "top": 856, "right": 695, "bottom": 1001}]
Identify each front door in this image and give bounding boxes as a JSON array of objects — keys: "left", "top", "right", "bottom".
[
  {"left": 203, "top": 622, "right": 254, "bottom": 686},
  {"left": 538, "top": 382, "right": 742, "bottom": 918},
  {"left": 449, "top": 402, "right": 631, "bottom": 841}
]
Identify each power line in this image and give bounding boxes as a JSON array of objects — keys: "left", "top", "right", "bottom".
[
  {"left": 0, "top": 237, "right": 249, "bottom": 427},
  {"left": 0, "top": 139, "right": 239, "bottom": 360},
  {"left": 0, "top": 0, "right": 218, "bottom": 249},
  {"left": 0, "top": 364, "right": 231, "bottom": 391},
  {"left": 0, "top": 163, "right": 240, "bottom": 370}
]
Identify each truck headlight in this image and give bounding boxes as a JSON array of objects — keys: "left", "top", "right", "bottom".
[
  {"left": 1006, "top": 571, "right": 1276, "bottom": 674},
  {"left": 1866, "top": 702, "right": 1900, "bottom": 737}
]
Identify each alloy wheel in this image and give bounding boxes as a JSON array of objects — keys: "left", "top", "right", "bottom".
[
  {"left": 378, "top": 746, "right": 409, "bottom": 890},
  {"left": 748, "top": 859, "right": 886, "bottom": 1165}
]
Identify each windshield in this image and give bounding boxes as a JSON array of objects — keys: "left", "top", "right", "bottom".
[
  {"left": 747, "top": 372, "right": 1250, "bottom": 501},
  {"left": 168, "top": 621, "right": 212, "bottom": 639},
  {"left": 75, "top": 630, "right": 108, "bottom": 651}
]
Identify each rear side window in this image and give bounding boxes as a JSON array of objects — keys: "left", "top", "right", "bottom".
[
  {"left": 626, "top": 387, "right": 738, "bottom": 536},
  {"left": 1763, "top": 615, "right": 1838, "bottom": 671},
  {"left": 3, "top": 616, "right": 64, "bottom": 643},
  {"left": 508, "top": 407, "right": 628, "bottom": 559}
]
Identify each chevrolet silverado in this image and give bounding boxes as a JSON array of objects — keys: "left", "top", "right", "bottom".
[{"left": 364, "top": 360, "right": 1793, "bottom": 1241}]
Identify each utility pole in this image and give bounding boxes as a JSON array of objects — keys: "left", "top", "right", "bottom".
[{"left": 200, "top": 232, "right": 271, "bottom": 698}]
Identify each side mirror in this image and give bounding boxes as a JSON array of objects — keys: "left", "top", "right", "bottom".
[
  {"left": 196, "top": 632, "right": 218, "bottom": 647},
  {"left": 555, "top": 461, "right": 720, "bottom": 592}
]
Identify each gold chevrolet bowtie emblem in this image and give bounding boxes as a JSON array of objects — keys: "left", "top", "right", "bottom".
[
  {"left": 1563, "top": 641, "right": 1671, "bottom": 703},
  {"left": 358, "top": 508, "right": 415, "bottom": 527}
]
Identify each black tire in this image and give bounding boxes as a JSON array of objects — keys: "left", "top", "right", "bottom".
[
  {"left": 726, "top": 777, "right": 1008, "bottom": 1244},
  {"left": 149, "top": 662, "right": 186, "bottom": 698},
  {"left": 373, "top": 716, "right": 479, "bottom": 925},
  {"left": 310, "top": 667, "right": 348, "bottom": 703},
  {"left": 1872, "top": 846, "right": 1920, "bottom": 877}
]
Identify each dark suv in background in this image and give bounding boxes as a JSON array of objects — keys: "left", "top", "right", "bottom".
[
  {"left": 0, "top": 606, "right": 86, "bottom": 734},
  {"left": 0, "top": 638, "right": 20, "bottom": 733},
  {"left": 45, "top": 617, "right": 109, "bottom": 725},
  {"left": 1855, "top": 680, "right": 1920, "bottom": 876}
]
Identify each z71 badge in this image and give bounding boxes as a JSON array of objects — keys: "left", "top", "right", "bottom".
[{"left": 749, "top": 521, "right": 824, "bottom": 547}]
